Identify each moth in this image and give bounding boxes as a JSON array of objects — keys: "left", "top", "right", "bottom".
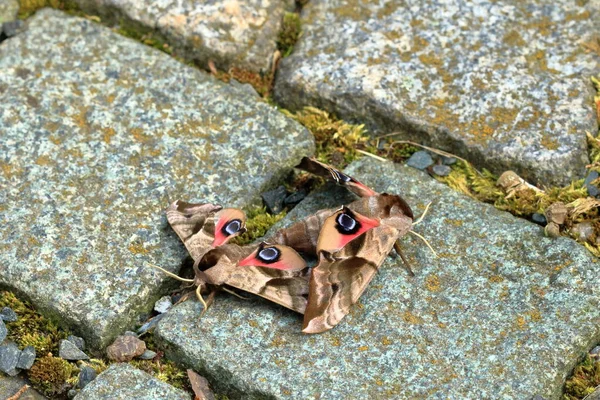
[{"left": 157, "top": 157, "right": 427, "bottom": 333}]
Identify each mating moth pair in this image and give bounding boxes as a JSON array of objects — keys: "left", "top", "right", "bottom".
[{"left": 160, "top": 157, "right": 419, "bottom": 333}]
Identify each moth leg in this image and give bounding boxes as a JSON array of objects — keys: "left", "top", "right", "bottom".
[
  {"left": 412, "top": 201, "right": 433, "bottom": 226},
  {"left": 221, "top": 287, "right": 250, "bottom": 300},
  {"left": 146, "top": 263, "right": 195, "bottom": 283},
  {"left": 393, "top": 241, "right": 415, "bottom": 277},
  {"left": 196, "top": 285, "right": 208, "bottom": 314},
  {"left": 409, "top": 230, "right": 438, "bottom": 258}
]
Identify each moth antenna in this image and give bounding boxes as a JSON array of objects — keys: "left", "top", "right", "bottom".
[
  {"left": 221, "top": 287, "right": 250, "bottom": 300},
  {"left": 409, "top": 230, "right": 438, "bottom": 258},
  {"left": 412, "top": 201, "right": 433, "bottom": 226},
  {"left": 146, "top": 263, "right": 195, "bottom": 283},
  {"left": 393, "top": 241, "right": 415, "bottom": 277}
]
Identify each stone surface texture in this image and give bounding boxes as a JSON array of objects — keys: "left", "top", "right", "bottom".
[
  {"left": 74, "top": 363, "right": 190, "bottom": 400},
  {"left": 0, "top": 9, "right": 313, "bottom": 349},
  {"left": 0, "top": 375, "right": 46, "bottom": 400},
  {"left": 156, "top": 158, "right": 600, "bottom": 399},
  {"left": 0, "top": 0, "right": 18, "bottom": 24},
  {"left": 74, "top": 0, "right": 294, "bottom": 73},
  {"left": 274, "top": 0, "right": 600, "bottom": 185}
]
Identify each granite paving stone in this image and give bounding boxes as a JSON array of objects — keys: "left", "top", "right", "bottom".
[
  {"left": 156, "top": 158, "right": 600, "bottom": 399},
  {"left": 0, "top": 375, "right": 46, "bottom": 400},
  {"left": 0, "top": 9, "right": 313, "bottom": 349},
  {"left": 74, "top": 363, "right": 190, "bottom": 400},
  {"left": 274, "top": 0, "right": 600, "bottom": 185},
  {"left": 73, "top": 0, "right": 295, "bottom": 73}
]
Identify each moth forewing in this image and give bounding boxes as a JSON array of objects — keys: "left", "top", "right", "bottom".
[{"left": 302, "top": 224, "right": 403, "bottom": 334}]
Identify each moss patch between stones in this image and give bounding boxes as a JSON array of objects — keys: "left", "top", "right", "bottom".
[
  {"left": 231, "top": 205, "right": 287, "bottom": 245},
  {"left": 0, "top": 291, "right": 194, "bottom": 398},
  {"left": 563, "top": 354, "right": 600, "bottom": 399},
  {"left": 277, "top": 12, "right": 301, "bottom": 57}
]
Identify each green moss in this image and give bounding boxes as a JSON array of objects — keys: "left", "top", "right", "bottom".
[
  {"left": 28, "top": 355, "right": 77, "bottom": 397},
  {"left": 231, "top": 205, "right": 287, "bottom": 245},
  {"left": 277, "top": 12, "right": 301, "bottom": 57},
  {"left": 0, "top": 291, "right": 68, "bottom": 354},
  {"left": 563, "top": 354, "right": 600, "bottom": 399},
  {"left": 116, "top": 20, "right": 176, "bottom": 57},
  {"left": 284, "top": 106, "right": 367, "bottom": 169},
  {"left": 17, "top": 0, "right": 81, "bottom": 19}
]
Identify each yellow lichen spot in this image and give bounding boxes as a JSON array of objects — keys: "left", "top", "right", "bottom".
[
  {"left": 541, "top": 135, "right": 559, "bottom": 150},
  {"left": 381, "top": 336, "right": 393, "bottom": 345},
  {"left": 35, "top": 155, "right": 53, "bottom": 166},
  {"left": 515, "top": 315, "right": 527, "bottom": 330},
  {"left": 402, "top": 311, "right": 423, "bottom": 324},
  {"left": 502, "top": 30, "right": 525, "bottom": 47},
  {"left": 130, "top": 127, "right": 153, "bottom": 144},
  {"left": 443, "top": 218, "right": 463, "bottom": 227},
  {"left": 488, "top": 275, "right": 504, "bottom": 283},
  {"left": 102, "top": 127, "right": 116, "bottom": 144},
  {"left": 424, "top": 274, "right": 441, "bottom": 292},
  {"left": 329, "top": 336, "right": 341, "bottom": 346},
  {"left": 358, "top": 345, "right": 369, "bottom": 351},
  {"left": 375, "top": 378, "right": 384, "bottom": 386},
  {"left": 248, "top": 320, "right": 259, "bottom": 328},
  {"left": 127, "top": 242, "right": 149, "bottom": 255}
]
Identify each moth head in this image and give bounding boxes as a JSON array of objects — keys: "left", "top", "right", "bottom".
[
  {"left": 317, "top": 206, "right": 380, "bottom": 253},
  {"left": 332, "top": 170, "right": 377, "bottom": 198},
  {"left": 237, "top": 242, "right": 306, "bottom": 271},
  {"left": 212, "top": 208, "right": 247, "bottom": 247}
]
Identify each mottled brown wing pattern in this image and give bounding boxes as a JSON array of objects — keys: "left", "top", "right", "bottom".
[
  {"left": 303, "top": 223, "right": 401, "bottom": 333},
  {"left": 164, "top": 158, "right": 416, "bottom": 333},
  {"left": 201, "top": 244, "right": 309, "bottom": 314}
]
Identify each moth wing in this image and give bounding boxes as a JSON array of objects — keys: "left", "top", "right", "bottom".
[
  {"left": 303, "top": 225, "right": 399, "bottom": 333},
  {"left": 166, "top": 201, "right": 222, "bottom": 261},
  {"left": 202, "top": 245, "right": 310, "bottom": 314}
]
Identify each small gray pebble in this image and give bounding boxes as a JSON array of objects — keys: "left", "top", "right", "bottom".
[
  {"left": 0, "top": 342, "right": 20, "bottom": 376},
  {"left": 16, "top": 345, "right": 35, "bottom": 369},
  {"left": 0, "top": 319, "right": 7, "bottom": 343},
  {"left": 406, "top": 151, "right": 434, "bottom": 170},
  {"left": 284, "top": 190, "right": 307, "bottom": 208},
  {"left": 78, "top": 365, "right": 97, "bottom": 389},
  {"left": 154, "top": 295, "right": 173, "bottom": 314},
  {"left": 137, "top": 313, "right": 165, "bottom": 335},
  {"left": 584, "top": 171, "right": 600, "bottom": 197},
  {"left": 59, "top": 339, "right": 89, "bottom": 360},
  {"left": 432, "top": 164, "right": 451, "bottom": 177},
  {"left": 590, "top": 345, "right": 600, "bottom": 357},
  {"left": 2, "top": 20, "right": 23, "bottom": 38},
  {"left": 531, "top": 213, "right": 547, "bottom": 226},
  {"left": 229, "top": 78, "right": 259, "bottom": 98},
  {"left": 442, "top": 156, "right": 457, "bottom": 165},
  {"left": 68, "top": 388, "right": 79, "bottom": 399},
  {"left": 0, "top": 307, "right": 17, "bottom": 322},
  {"left": 67, "top": 335, "right": 86, "bottom": 351},
  {"left": 261, "top": 185, "right": 288, "bottom": 214},
  {"left": 138, "top": 349, "right": 157, "bottom": 360},
  {"left": 124, "top": 331, "right": 138, "bottom": 337},
  {"left": 531, "top": 396, "right": 547, "bottom": 400}
]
